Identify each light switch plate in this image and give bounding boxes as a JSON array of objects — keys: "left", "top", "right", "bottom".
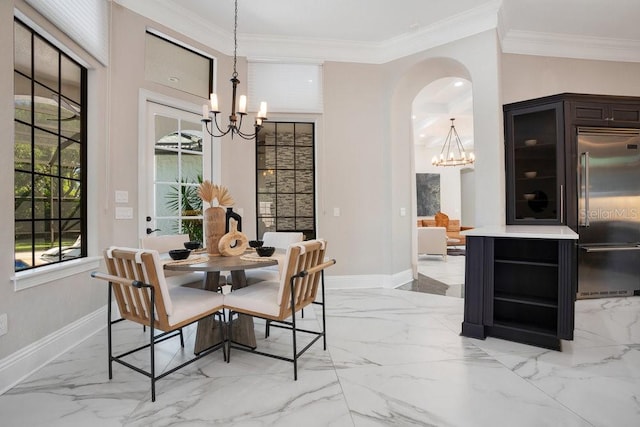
[
  {"left": 115, "top": 190, "right": 128, "bottom": 203},
  {"left": 333, "top": 207, "right": 340, "bottom": 217},
  {"left": 115, "top": 207, "right": 133, "bottom": 219}
]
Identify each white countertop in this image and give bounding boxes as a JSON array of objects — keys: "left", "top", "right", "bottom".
[{"left": 461, "top": 225, "right": 578, "bottom": 240}]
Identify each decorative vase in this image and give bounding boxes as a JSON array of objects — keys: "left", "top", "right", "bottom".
[
  {"left": 218, "top": 219, "right": 248, "bottom": 256},
  {"left": 225, "top": 207, "right": 242, "bottom": 233},
  {"left": 204, "top": 206, "right": 226, "bottom": 256}
]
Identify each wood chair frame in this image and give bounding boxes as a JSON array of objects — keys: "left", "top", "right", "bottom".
[
  {"left": 225, "top": 240, "right": 336, "bottom": 379},
  {"left": 91, "top": 248, "right": 225, "bottom": 401}
]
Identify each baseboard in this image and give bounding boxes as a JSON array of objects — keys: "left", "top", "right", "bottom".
[
  {"left": 0, "top": 306, "right": 106, "bottom": 395},
  {"left": 325, "top": 270, "right": 413, "bottom": 290}
]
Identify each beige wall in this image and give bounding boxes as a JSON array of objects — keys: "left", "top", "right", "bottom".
[
  {"left": 502, "top": 54, "right": 640, "bottom": 103},
  {"left": 321, "top": 62, "right": 390, "bottom": 275}
]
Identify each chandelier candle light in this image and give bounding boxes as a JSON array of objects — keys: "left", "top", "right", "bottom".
[
  {"left": 432, "top": 118, "right": 475, "bottom": 167},
  {"left": 201, "top": 0, "right": 267, "bottom": 140}
]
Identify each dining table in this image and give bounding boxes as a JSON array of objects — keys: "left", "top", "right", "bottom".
[{"left": 163, "top": 250, "right": 279, "bottom": 354}]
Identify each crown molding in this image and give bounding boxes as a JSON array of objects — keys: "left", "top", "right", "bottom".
[
  {"left": 500, "top": 30, "right": 640, "bottom": 63},
  {"left": 373, "top": 0, "right": 500, "bottom": 64},
  {"left": 241, "top": 0, "right": 500, "bottom": 64},
  {"left": 113, "top": 0, "right": 233, "bottom": 55},
  {"left": 115, "top": 0, "right": 640, "bottom": 65},
  {"left": 115, "top": 0, "right": 501, "bottom": 64}
]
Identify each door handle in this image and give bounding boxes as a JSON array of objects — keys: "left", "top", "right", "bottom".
[
  {"left": 146, "top": 228, "right": 161, "bottom": 235},
  {"left": 579, "top": 152, "right": 590, "bottom": 227},
  {"left": 581, "top": 245, "right": 640, "bottom": 252},
  {"left": 560, "top": 184, "right": 564, "bottom": 224}
]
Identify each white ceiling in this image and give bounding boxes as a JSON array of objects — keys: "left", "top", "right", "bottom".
[
  {"left": 115, "top": 0, "right": 640, "bottom": 63},
  {"left": 114, "top": 0, "right": 640, "bottom": 150},
  {"left": 413, "top": 78, "right": 474, "bottom": 150}
]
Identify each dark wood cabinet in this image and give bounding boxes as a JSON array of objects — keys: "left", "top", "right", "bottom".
[
  {"left": 504, "top": 99, "right": 567, "bottom": 225},
  {"left": 504, "top": 93, "right": 640, "bottom": 228},
  {"left": 462, "top": 233, "right": 577, "bottom": 350}
]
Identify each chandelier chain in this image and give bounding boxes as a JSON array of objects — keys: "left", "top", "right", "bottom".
[
  {"left": 201, "top": 0, "right": 266, "bottom": 140},
  {"left": 232, "top": 0, "right": 238, "bottom": 78}
]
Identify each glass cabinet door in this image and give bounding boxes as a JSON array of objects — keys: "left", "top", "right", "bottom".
[{"left": 505, "top": 101, "right": 564, "bottom": 224}]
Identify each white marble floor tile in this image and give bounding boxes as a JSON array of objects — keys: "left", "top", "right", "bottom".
[
  {"left": 1, "top": 287, "right": 639, "bottom": 426},
  {"left": 123, "top": 370, "right": 353, "bottom": 427},
  {"left": 494, "top": 344, "right": 640, "bottom": 427},
  {"left": 337, "top": 358, "right": 591, "bottom": 427},
  {"left": 417, "top": 254, "right": 466, "bottom": 287}
]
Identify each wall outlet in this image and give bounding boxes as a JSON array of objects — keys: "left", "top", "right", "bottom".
[{"left": 0, "top": 313, "right": 7, "bottom": 336}]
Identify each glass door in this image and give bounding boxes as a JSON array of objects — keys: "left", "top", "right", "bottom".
[{"left": 143, "top": 102, "right": 210, "bottom": 241}]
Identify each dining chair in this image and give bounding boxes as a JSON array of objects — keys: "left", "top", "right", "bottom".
[
  {"left": 241, "top": 231, "right": 304, "bottom": 285},
  {"left": 140, "top": 233, "right": 192, "bottom": 254},
  {"left": 262, "top": 231, "right": 304, "bottom": 249},
  {"left": 141, "top": 233, "right": 209, "bottom": 288},
  {"left": 224, "top": 239, "right": 335, "bottom": 380},
  {"left": 243, "top": 231, "right": 306, "bottom": 335},
  {"left": 91, "top": 247, "right": 226, "bottom": 402}
]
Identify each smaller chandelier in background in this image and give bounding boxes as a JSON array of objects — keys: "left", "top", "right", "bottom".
[{"left": 432, "top": 118, "right": 475, "bottom": 167}]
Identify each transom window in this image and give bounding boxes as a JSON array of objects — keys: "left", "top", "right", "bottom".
[{"left": 14, "top": 18, "right": 87, "bottom": 271}]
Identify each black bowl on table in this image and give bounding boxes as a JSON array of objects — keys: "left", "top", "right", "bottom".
[
  {"left": 249, "top": 240, "right": 264, "bottom": 248},
  {"left": 183, "top": 241, "right": 201, "bottom": 250},
  {"left": 255, "top": 246, "right": 275, "bottom": 257},
  {"left": 168, "top": 249, "right": 191, "bottom": 260}
]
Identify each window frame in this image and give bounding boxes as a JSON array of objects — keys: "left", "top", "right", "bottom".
[
  {"left": 255, "top": 121, "right": 317, "bottom": 240},
  {"left": 13, "top": 17, "right": 88, "bottom": 275}
]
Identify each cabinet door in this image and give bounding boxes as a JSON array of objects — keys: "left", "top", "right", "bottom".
[
  {"left": 505, "top": 102, "right": 565, "bottom": 224},
  {"left": 609, "top": 104, "right": 640, "bottom": 126},
  {"left": 572, "top": 102, "right": 640, "bottom": 127},
  {"left": 572, "top": 102, "right": 609, "bottom": 126}
]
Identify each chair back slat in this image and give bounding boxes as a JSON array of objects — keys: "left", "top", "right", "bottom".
[
  {"left": 277, "top": 239, "right": 327, "bottom": 318},
  {"left": 103, "top": 247, "right": 172, "bottom": 330}
]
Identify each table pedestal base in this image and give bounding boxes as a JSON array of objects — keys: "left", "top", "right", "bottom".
[{"left": 193, "top": 270, "right": 258, "bottom": 354}]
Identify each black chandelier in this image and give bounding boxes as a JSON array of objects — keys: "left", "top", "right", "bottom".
[
  {"left": 431, "top": 118, "right": 475, "bottom": 167},
  {"left": 201, "top": 0, "right": 267, "bottom": 140}
]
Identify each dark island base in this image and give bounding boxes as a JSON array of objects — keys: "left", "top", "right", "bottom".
[{"left": 462, "top": 321, "right": 561, "bottom": 351}]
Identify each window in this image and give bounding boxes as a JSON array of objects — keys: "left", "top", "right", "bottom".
[
  {"left": 14, "top": 18, "right": 87, "bottom": 272},
  {"left": 256, "top": 122, "right": 316, "bottom": 240},
  {"left": 144, "top": 31, "right": 213, "bottom": 98}
]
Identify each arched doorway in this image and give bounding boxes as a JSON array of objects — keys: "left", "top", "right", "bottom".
[
  {"left": 412, "top": 77, "right": 474, "bottom": 296},
  {"left": 387, "top": 56, "right": 479, "bottom": 294}
]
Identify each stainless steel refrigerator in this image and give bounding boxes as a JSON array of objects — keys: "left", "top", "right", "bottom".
[{"left": 577, "top": 127, "right": 640, "bottom": 298}]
